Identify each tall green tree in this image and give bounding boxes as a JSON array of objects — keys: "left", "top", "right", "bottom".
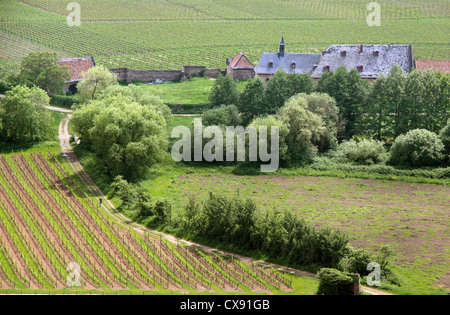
[
  {"left": 277, "top": 95, "right": 326, "bottom": 164},
  {"left": 315, "top": 66, "right": 368, "bottom": 140},
  {"left": 238, "top": 77, "right": 266, "bottom": 125},
  {"left": 9, "top": 51, "right": 70, "bottom": 95},
  {"left": 0, "top": 85, "right": 52, "bottom": 143},
  {"left": 287, "top": 73, "right": 314, "bottom": 96},
  {"left": 264, "top": 69, "right": 291, "bottom": 114},
  {"left": 208, "top": 74, "right": 239, "bottom": 107},
  {"left": 72, "top": 86, "right": 168, "bottom": 181},
  {"left": 77, "top": 65, "right": 118, "bottom": 104}
]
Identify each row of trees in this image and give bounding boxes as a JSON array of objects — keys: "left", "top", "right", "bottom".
[{"left": 209, "top": 66, "right": 449, "bottom": 142}]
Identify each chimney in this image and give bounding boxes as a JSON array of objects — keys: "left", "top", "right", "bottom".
[{"left": 360, "top": 43, "right": 364, "bottom": 54}]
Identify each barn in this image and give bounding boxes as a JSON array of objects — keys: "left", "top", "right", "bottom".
[{"left": 57, "top": 57, "right": 96, "bottom": 94}]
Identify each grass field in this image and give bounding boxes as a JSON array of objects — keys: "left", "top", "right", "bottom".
[
  {"left": 135, "top": 77, "right": 248, "bottom": 105},
  {"left": 1, "top": 0, "right": 449, "bottom": 80}
]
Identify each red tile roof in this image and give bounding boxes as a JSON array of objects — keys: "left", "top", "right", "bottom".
[
  {"left": 229, "top": 53, "right": 255, "bottom": 69},
  {"left": 57, "top": 57, "right": 95, "bottom": 82},
  {"left": 415, "top": 60, "right": 450, "bottom": 73}
]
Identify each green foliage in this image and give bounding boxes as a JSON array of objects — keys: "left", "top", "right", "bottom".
[
  {"left": 181, "top": 192, "right": 349, "bottom": 267},
  {"left": 249, "top": 115, "right": 289, "bottom": 164},
  {"left": 362, "top": 69, "right": 449, "bottom": 140},
  {"left": 8, "top": 52, "right": 70, "bottom": 95},
  {"left": 439, "top": 119, "right": 450, "bottom": 157},
  {"left": 388, "top": 129, "right": 446, "bottom": 167},
  {"left": 208, "top": 74, "right": 239, "bottom": 108},
  {"left": 277, "top": 94, "right": 326, "bottom": 165},
  {"left": 111, "top": 175, "right": 172, "bottom": 223},
  {"left": 335, "top": 139, "right": 387, "bottom": 165},
  {"left": 238, "top": 77, "right": 266, "bottom": 125},
  {"left": 202, "top": 104, "right": 242, "bottom": 127},
  {"left": 264, "top": 69, "right": 291, "bottom": 114},
  {"left": 0, "top": 81, "right": 11, "bottom": 94},
  {"left": 77, "top": 65, "right": 119, "bottom": 104},
  {"left": 315, "top": 66, "right": 367, "bottom": 140},
  {"left": 316, "top": 268, "right": 356, "bottom": 295},
  {"left": 337, "top": 245, "right": 374, "bottom": 276},
  {"left": 298, "top": 92, "right": 339, "bottom": 152},
  {"left": 72, "top": 85, "right": 169, "bottom": 181},
  {"left": 49, "top": 94, "right": 79, "bottom": 109},
  {"left": 0, "top": 85, "right": 52, "bottom": 143}
]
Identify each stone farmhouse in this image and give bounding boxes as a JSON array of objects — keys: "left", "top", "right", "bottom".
[{"left": 254, "top": 38, "right": 416, "bottom": 81}]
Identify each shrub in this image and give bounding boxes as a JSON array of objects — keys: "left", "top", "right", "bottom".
[
  {"left": 335, "top": 139, "right": 387, "bottom": 165},
  {"left": 50, "top": 94, "right": 79, "bottom": 109},
  {"left": 202, "top": 104, "right": 242, "bottom": 127},
  {"left": 388, "top": 129, "right": 446, "bottom": 167},
  {"left": 316, "top": 268, "right": 357, "bottom": 295}
]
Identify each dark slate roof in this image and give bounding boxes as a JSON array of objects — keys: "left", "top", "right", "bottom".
[
  {"left": 255, "top": 53, "right": 321, "bottom": 75},
  {"left": 57, "top": 57, "right": 96, "bottom": 83},
  {"left": 311, "top": 44, "right": 414, "bottom": 79}
]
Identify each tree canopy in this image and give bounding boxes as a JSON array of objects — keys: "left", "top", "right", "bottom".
[
  {"left": 8, "top": 51, "right": 70, "bottom": 95},
  {"left": 0, "top": 85, "right": 53, "bottom": 143}
]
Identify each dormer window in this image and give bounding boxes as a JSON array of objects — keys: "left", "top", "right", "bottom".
[
  {"left": 341, "top": 51, "right": 347, "bottom": 57},
  {"left": 358, "top": 65, "right": 363, "bottom": 72},
  {"left": 292, "top": 62, "right": 296, "bottom": 69},
  {"left": 268, "top": 62, "right": 273, "bottom": 68},
  {"left": 324, "top": 65, "right": 330, "bottom": 72},
  {"left": 373, "top": 51, "right": 379, "bottom": 57}
]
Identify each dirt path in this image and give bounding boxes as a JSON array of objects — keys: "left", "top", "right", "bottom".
[{"left": 50, "top": 108, "right": 393, "bottom": 295}]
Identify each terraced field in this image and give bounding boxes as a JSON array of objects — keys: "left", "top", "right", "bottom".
[
  {"left": 0, "top": 152, "right": 298, "bottom": 294},
  {"left": 0, "top": 0, "right": 449, "bottom": 80}
]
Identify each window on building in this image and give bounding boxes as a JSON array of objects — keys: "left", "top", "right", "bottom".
[
  {"left": 292, "top": 62, "right": 296, "bottom": 69},
  {"left": 269, "top": 62, "right": 273, "bottom": 68}
]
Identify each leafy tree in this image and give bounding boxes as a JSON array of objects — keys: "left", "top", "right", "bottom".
[
  {"left": 77, "top": 65, "right": 118, "bottom": 104},
  {"left": 72, "top": 88, "right": 168, "bottom": 181},
  {"left": 238, "top": 77, "right": 266, "bottom": 125},
  {"left": 278, "top": 95, "right": 326, "bottom": 164},
  {"left": 388, "top": 129, "right": 446, "bottom": 167},
  {"left": 0, "top": 85, "right": 52, "bottom": 143},
  {"left": 264, "top": 68, "right": 291, "bottom": 114},
  {"left": 297, "top": 92, "right": 339, "bottom": 152},
  {"left": 208, "top": 74, "right": 239, "bottom": 107},
  {"left": 202, "top": 104, "right": 242, "bottom": 127},
  {"left": 287, "top": 73, "right": 314, "bottom": 96},
  {"left": 315, "top": 66, "right": 368, "bottom": 140},
  {"left": 383, "top": 65, "right": 407, "bottom": 138},
  {"left": 8, "top": 52, "right": 70, "bottom": 95},
  {"left": 249, "top": 114, "right": 289, "bottom": 164},
  {"left": 96, "top": 84, "right": 172, "bottom": 125},
  {"left": 439, "top": 119, "right": 450, "bottom": 157}
]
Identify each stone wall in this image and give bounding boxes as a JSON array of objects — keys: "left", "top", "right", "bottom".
[{"left": 110, "top": 66, "right": 223, "bottom": 84}]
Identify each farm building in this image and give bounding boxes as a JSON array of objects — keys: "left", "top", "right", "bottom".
[
  {"left": 226, "top": 53, "right": 255, "bottom": 81},
  {"left": 254, "top": 37, "right": 322, "bottom": 82},
  {"left": 414, "top": 60, "right": 450, "bottom": 73},
  {"left": 57, "top": 57, "right": 96, "bottom": 94},
  {"left": 255, "top": 38, "right": 415, "bottom": 81}
]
